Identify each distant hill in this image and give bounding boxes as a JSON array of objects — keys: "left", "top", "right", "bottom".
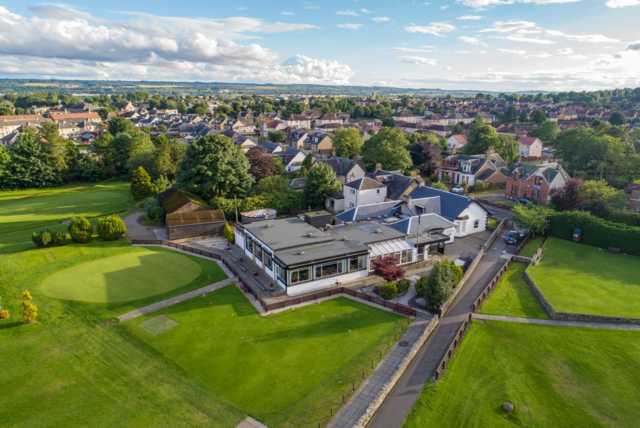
[{"left": 0, "top": 78, "right": 535, "bottom": 97}]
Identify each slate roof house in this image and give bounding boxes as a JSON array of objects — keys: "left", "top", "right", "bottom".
[
  {"left": 505, "top": 162, "right": 570, "bottom": 205},
  {"left": 320, "top": 157, "right": 366, "bottom": 184},
  {"left": 305, "top": 131, "right": 333, "bottom": 155}
]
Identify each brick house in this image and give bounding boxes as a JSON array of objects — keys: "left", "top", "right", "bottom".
[{"left": 505, "top": 162, "right": 570, "bottom": 205}]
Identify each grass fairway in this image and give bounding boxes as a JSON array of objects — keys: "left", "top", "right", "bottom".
[
  {"left": 478, "top": 263, "right": 548, "bottom": 319},
  {"left": 0, "top": 242, "right": 242, "bottom": 427},
  {"left": 405, "top": 321, "right": 640, "bottom": 428},
  {"left": 126, "top": 286, "right": 410, "bottom": 427},
  {"left": 528, "top": 238, "right": 640, "bottom": 318},
  {"left": 0, "top": 182, "right": 132, "bottom": 253},
  {"left": 39, "top": 248, "right": 204, "bottom": 303}
]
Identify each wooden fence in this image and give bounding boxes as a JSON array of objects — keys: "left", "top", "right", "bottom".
[{"left": 432, "top": 313, "right": 473, "bottom": 381}]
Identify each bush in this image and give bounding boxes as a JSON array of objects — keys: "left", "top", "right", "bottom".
[
  {"left": 0, "top": 309, "right": 9, "bottom": 320},
  {"left": 51, "top": 230, "right": 71, "bottom": 246},
  {"left": 69, "top": 216, "right": 93, "bottom": 243},
  {"left": 419, "top": 260, "right": 463, "bottom": 313},
  {"left": 32, "top": 230, "right": 52, "bottom": 247},
  {"left": 21, "top": 290, "right": 38, "bottom": 324},
  {"left": 130, "top": 166, "right": 155, "bottom": 200},
  {"left": 97, "top": 215, "right": 127, "bottom": 241},
  {"left": 377, "top": 282, "right": 398, "bottom": 300},
  {"left": 396, "top": 278, "right": 411, "bottom": 295},
  {"left": 486, "top": 217, "right": 498, "bottom": 231},
  {"left": 143, "top": 197, "right": 165, "bottom": 223},
  {"left": 223, "top": 222, "right": 234, "bottom": 244},
  {"left": 372, "top": 256, "right": 406, "bottom": 281},
  {"left": 549, "top": 210, "right": 640, "bottom": 256}
]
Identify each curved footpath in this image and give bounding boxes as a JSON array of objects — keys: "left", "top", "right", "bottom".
[{"left": 367, "top": 238, "right": 509, "bottom": 428}]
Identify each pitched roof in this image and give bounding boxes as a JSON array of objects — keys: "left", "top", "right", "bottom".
[
  {"left": 369, "top": 171, "right": 419, "bottom": 200},
  {"left": 322, "top": 157, "right": 362, "bottom": 177},
  {"left": 158, "top": 188, "right": 208, "bottom": 214},
  {"left": 344, "top": 177, "right": 385, "bottom": 191},
  {"left": 519, "top": 136, "right": 541, "bottom": 146},
  {"left": 409, "top": 186, "right": 483, "bottom": 220},
  {"left": 49, "top": 111, "right": 100, "bottom": 121},
  {"left": 336, "top": 201, "right": 402, "bottom": 223},
  {"left": 388, "top": 213, "right": 455, "bottom": 236}
]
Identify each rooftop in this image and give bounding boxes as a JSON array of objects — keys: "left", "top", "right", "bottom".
[{"left": 242, "top": 217, "right": 333, "bottom": 251}]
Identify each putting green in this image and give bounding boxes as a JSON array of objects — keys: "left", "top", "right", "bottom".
[{"left": 39, "top": 249, "right": 202, "bottom": 303}]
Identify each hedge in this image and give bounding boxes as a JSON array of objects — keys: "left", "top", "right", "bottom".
[{"left": 549, "top": 211, "right": 640, "bottom": 255}]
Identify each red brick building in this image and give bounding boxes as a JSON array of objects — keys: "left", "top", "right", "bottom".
[{"left": 505, "top": 162, "right": 570, "bottom": 205}]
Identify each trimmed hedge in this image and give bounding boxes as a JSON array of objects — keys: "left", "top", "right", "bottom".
[
  {"left": 549, "top": 211, "right": 640, "bottom": 255},
  {"left": 96, "top": 215, "right": 127, "bottom": 241}
]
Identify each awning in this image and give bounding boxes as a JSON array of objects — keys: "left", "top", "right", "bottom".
[{"left": 369, "top": 239, "right": 413, "bottom": 257}]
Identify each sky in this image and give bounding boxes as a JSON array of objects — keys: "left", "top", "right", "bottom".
[{"left": 0, "top": 1, "right": 638, "bottom": 91}]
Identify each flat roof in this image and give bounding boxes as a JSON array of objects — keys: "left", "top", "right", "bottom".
[
  {"left": 242, "top": 217, "right": 333, "bottom": 251},
  {"left": 328, "top": 222, "right": 406, "bottom": 244},
  {"left": 275, "top": 239, "right": 368, "bottom": 267}
]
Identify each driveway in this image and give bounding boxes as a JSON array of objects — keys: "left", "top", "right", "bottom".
[
  {"left": 124, "top": 211, "right": 167, "bottom": 241},
  {"left": 367, "top": 234, "right": 509, "bottom": 428}
]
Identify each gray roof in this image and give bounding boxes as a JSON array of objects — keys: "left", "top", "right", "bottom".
[
  {"left": 242, "top": 217, "right": 332, "bottom": 251},
  {"left": 275, "top": 239, "right": 367, "bottom": 267},
  {"left": 328, "top": 222, "right": 406, "bottom": 245},
  {"left": 344, "top": 177, "right": 385, "bottom": 191},
  {"left": 412, "top": 197, "right": 441, "bottom": 215}
]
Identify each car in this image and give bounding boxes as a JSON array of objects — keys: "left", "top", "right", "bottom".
[
  {"left": 503, "top": 229, "right": 528, "bottom": 246},
  {"left": 451, "top": 186, "right": 465, "bottom": 194},
  {"left": 517, "top": 198, "right": 533, "bottom": 206}
]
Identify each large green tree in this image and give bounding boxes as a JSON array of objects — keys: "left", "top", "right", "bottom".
[
  {"left": 530, "top": 120, "right": 559, "bottom": 144},
  {"left": 127, "top": 132, "right": 155, "bottom": 174},
  {"left": 333, "top": 127, "right": 363, "bottom": 159},
  {"left": 362, "top": 127, "right": 412, "bottom": 171},
  {"left": 464, "top": 122, "right": 501, "bottom": 155},
  {"left": 408, "top": 132, "right": 443, "bottom": 176},
  {"left": 5, "top": 127, "right": 59, "bottom": 187},
  {"left": 178, "top": 134, "right": 252, "bottom": 200},
  {"left": 303, "top": 163, "right": 341, "bottom": 208}
]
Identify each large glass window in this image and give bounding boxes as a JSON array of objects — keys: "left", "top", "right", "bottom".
[
  {"left": 290, "top": 267, "right": 312, "bottom": 285},
  {"left": 245, "top": 236, "right": 254, "bottom": 253},
  {"left": 314, "top": 260, "right": 345, "bottom": 279},
  {"left": 263, "top": 252, "right": 273, "bottom": 270},
  {"left": 401, "top": 249, "right": 413, "bottom": 264},
  {"left": 254, "top": 244, "right": 263, "bottom": 260},
  {"left": 275, "top": 263, "right": 286, "bottom": 284},
  {"left": 349, "top": 255, "right": 367, "bottom": 272}
]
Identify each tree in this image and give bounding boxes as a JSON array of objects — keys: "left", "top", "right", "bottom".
[
  {"left": 417, "top": 260, "right": 462, "bottom": 313},
  {"left": 21, "top": 290, "right": 38, "bottom": 324},
  {"left": 372, "top": 256, "right": 405, "bottom": 281},
  {"left": 255, "top": 175, "right": 303, "bottom": 214},
  {"left": 246, "top": 147, "right": 276, "bottom": 181},
  {"left": 40, "top": 121, "right": 69, "bottom": 176},
  {"left": 0, "top": 144, "right": 9, "bottom": 187},
  {"left": 96, "top": 215, "right": 127, "bottom": 241},
  {"left": 178, "top": 134, "right": 252, "bottom": 200},
  {"left": 301, "top": 154, "right": 315, "bottom": 175},
  {"left": 530, "top": 120, "right": 559, "bottom": 144},
  {"left": 303, "top": 163, "right": 341, "bottom": 208},
  {"left": 551, "top": 178, "right": 583, "bottom": 211},
  {"left": 127, "top": 132, "right": 155, "bottom": 173},
  {"left": 362, "top": 127, "right": 412, "bottom": 171},
  {"left": 465, "top": 123, "right": 501, "bottom": 155},
  {"left": 408, "top": 132, "right": 443, "bottom": 177},
  {"left": 609, "top": 111, "right": 625, "bottom": 126},
  {"left": 578, "top": 179, "right": 626, "bottom": 216},
  {"left": 0, "top": 100, "right": 14, "bottom": 115},
  {"left": 333, "top": 127, "right": 363, "bottom": 158},
  {"left": 513, "top": 204, "right": 552, "bottom": 235},
  {"left": 130, "top": 166, "right": 155, "bottom": 200},
  {"left": 108, "top": 117, "right": 135, "bottom": 135},
  {"left": 223, "top": 222, "right": 235, "bottom": 244},
  {"left": 5, "top": 127, "right": 59, "bottom": 188},
  {"left": 268, "top": 130, "right": 286, "bottom": 143},
  {"left": 152, "top": 136, "right": 184, "bottom": 180},
  {"left": 495, "top": 134, "right": 519, "bottom": 164},
  {"left": 530, "top": 109, "right": 547, "bottom": 125}
]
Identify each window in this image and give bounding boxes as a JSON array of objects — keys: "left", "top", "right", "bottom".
[
  {"left": 349, "top": 255, "right": 367, "bottom": 272},
  {"left": 314, "top": 260, "right": 344, "bottom": 279},
  {"left": 245, "top": 236, "right": 254, "bottom": 253},
  {"left": 275, "top": 263, "right": 286, "bottom": 284},
  {"left": 253, "top": 244, "right": 263, "bottom": 260},
  {"left": 474, "top": 220, "right": 479, "bottom": 229},
  {"left": 290, "top": 267, "right": 312, "bottom": 285},
  {"left": 376, "top": 189, "right": 381, "bottom": 194},
  {"left": 263, "top": 252, "right": 273, "bottom": 270},
  {"left": 401, "top": 250, "right": 413, "bottom": 264}
]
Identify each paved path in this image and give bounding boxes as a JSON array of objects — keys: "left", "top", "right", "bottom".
[
  {"left": 329, "top": 315, "right": 436, "bottom": 428},
  {"left": 236, "top": 416, "right": 269, "bottom": 428},
  {"left": 124, "top": 211, "right": 166, "bottom": 241},
  {"left": 473, "top": 313, "right": 640, "bottom": 330},
  {"left": 117, "top": 278, "right": 235, "bottom": 322},
  {"left": 368, "top": 238, "right": 509, "bottom": 428}
]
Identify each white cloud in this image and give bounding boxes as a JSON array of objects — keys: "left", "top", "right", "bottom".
[
  {"left": 505, "top": 35, "right": 556, "bottom": 44},
  {"left": 0, "top": 6, "right": 354, "bottom": 85},
  {"left": 337, "top": 23, "right": 363, "bottom": 30},
  {"left": 499, "top": 48, "right": 528, "bottom": 55},
  {"left": 372, "top": 16, "right": 391, "bottom": 23},
  {"left": 281, "top": 10, "right": 295, "bottom": 16},
  {"left": 458, "top": 36, "right": 486, "bottom": 46},
  {"left": 360, "top": 8, "right": 373, "bottom": 14},
  {"left": 545, "top": 30, "right": 619, "bottom": 43},
  {"left": 457, "top": 15, "right": 483, "bottom": 20},
  {"left": 405, "top": 22, "right": 456, "bottom": 36},
  {"left": 482, "top": 20, "right": 620, "bottom": 45},
  {"left": 606, "top": 0, "right": 640, "bottom": 7},
  {"left": 399, "top": 56, "right": 438, "bottom": 65},
  {"left": 337, "top": 9, "right": 359, "bottom": 16},
  {"left": 460, "top": 0, "right": 580, "bottom": 7},
  {"left": 627, "top": 41, "right": 640, "bottom": 50},
  {"left": 393, "top": 46, "right": 435, "bottom": 53},
  {"left": 480, "top": 20, "right": 537, "bottom": 33}
]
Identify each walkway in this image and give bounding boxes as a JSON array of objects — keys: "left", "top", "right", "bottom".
[
  {"left": 329, "top": 315, "right": 436, "bottom": 428},
  {"left": 117, "top": 278, "right": 235, "bottom": 322},
  {"left": 368, "top": 237, "right": 510, "bottom": 428},
  {"left": 124, "top": 211, "right": 166, "bottom": 241},
  {"left": 473, "top": 313, "right": 640, "bottom": 331}
]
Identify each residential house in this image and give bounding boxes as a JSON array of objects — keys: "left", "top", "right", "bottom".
[
  {"left": 274, "top": 147, "right": 307, "bottom": 173},
  {"left": 369, "top": 170, "right": 423, "bottom": 200},
  {"left": 447, "top": 134, "right": 468, "bottom": 153},
  {"left": 505, "top": 162, "right": 570, "bottom": 205},
  {"left": 0, "top": 114, "right": 47, "bottom": 137},
  {"left": 288, "top": 129, "right": 309, "bottom": 150},
  {"left": 343, "top": 177, "right": 387, "bottom": 209},
  {"left": 305, "top": 131, "right": 333, "bottom": 155},
  {"left": 321, "top": 157, "right": 366, "bottom": 184},
  {"left": 437, "top": 152, "right": 507, "bottom": 187},
  {"left": 518, "top": 136, "right": 543, "bottom": 159}
]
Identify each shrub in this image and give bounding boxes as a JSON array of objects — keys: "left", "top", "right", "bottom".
[
  {"left": 223, "top": 222, "right": 235, "bottom": 244},
  {"left": 21, "top": 290, "right": 38, "bottom": 324},
  {"left": 97, "top": 215, "right": 127, "bottom": 241},
  {"left": 143, "top": 197, "right": 165, "bottom": 223},
  {"left": 0, "top": 309, "right": 9, "bottom": 320},
  {"left": 419, "top": 260, "right": 463, "bottom": 313},
  {"left": 130, "top": 166, "right": 155, "bottom": 200},
  {"left": 68, "top": 216, "right": 93, "bottom": 243},
  {"left": 372, "top": 256, "right": 406, "bottom": 281},
  {"left": 377, "top": 282, "right": 398, "bottom": 300},
  {"left": 486, "top": 217, "right": 498, "bottom": 231},
  {"left": 51, "top": 230, "right": 71, "bottom": 246},
  {"left": 32, "top": 230, "right": 52, "bottom": 247},
  {"left": 396, "top": 278, "right": 411, "bottom": 295}
]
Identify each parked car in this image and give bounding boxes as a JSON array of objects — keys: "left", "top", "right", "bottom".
[
  {"left": 503, "top": 229, "right": 528, "bottom": 246},
  {"left": 451, "top": 186, "right": 465, "bottom": 194},
  {"left": 517, "top": 198, "right": 533, "bottom": 206}
]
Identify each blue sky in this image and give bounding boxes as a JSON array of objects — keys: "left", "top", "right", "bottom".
[{"left": 0, "top": 1, "right": 638, "bottom": 90}]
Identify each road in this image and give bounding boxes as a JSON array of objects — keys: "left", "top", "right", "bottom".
[{"left": 367, "top": 236, "right": 510, "bottom": 428}]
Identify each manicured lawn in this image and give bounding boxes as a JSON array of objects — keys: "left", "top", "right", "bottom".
[
  {"left": 519, "top": 236, "right": 544, "bottom": 258},
  {"left": 405, "top": 320, "right": 640, "bottom": 428},
  {"left": 528, "top": 238, "right": 640, "bottom": 318},
  {"left": 0, "top": 182, "right": 132, "bottom": 253},
  {"left": 126, "top": 286, "right": 410, "bottom": 427},
  {"left": 0, "top": 242, "right": 241, "bottom": 427},
  {"left": 39, "top": 247, "right": 207, "bottom": 303},
  {"left": 478, "top": 263, "right": 548, "bottom": 319}
]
